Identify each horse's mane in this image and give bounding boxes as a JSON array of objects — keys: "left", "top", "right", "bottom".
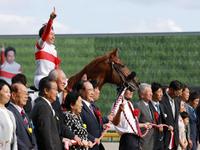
[
  {"left": 83, "top": 54, "right": 109, "bottom": 71},
  {"left": 67, "top": 52, "right": 110, "bottom": 89}
]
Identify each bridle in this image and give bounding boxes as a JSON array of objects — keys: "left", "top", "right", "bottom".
[{"left": 111, "top": 61, "right": 138, "bottom": 91}]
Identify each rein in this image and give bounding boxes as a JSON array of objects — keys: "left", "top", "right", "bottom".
[
  {"left": 111, "top": 62, "right": 127, "bottom": 84},
  {"left": 111, "top": 87, "right": 149, "bottom": 137},
  {"left": 111, "top": 61, "right": 138, "bottom": 91}
]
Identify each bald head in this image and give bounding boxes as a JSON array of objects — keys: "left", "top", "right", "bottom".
[
  {"left": 11, "top": 83, "right": 28, "bottom": 108},
  {"left": 48, "top": 69, "right": 67, "bottom": 92}
]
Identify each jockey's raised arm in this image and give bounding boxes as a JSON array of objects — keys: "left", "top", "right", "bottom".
[{"left": 37, "top": 8, "right": 57, "bottom": 49}]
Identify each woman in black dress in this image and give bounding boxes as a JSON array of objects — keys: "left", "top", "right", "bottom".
[{"left": 64, "top": 91, "right": 93, "bottom": 150}]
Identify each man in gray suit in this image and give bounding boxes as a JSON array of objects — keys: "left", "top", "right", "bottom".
[{"left": 136, "top": 83, "right": 155, "bottom": 150}]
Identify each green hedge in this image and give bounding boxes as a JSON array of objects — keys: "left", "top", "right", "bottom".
[{"left": 1, "top": 33, "right": 200, "bottom": 114}]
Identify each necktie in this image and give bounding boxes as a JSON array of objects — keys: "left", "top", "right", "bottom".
[
  {"left": 91, "top": 104, "right": 103, "bottom": 125},
  {"left": 147, "top": 104, "right": 153, "bottom": 120},
  {"left": 21, "top": 109, "right": 29, "bottom": 128},
  {"left": 170, "top": 99, "right": 175, "bottom": 118},
  {"left": 89, "top": 104, "right": 95, "bottom": 116}
]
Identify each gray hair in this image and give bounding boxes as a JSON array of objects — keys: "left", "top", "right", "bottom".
[
  {"left": 138, "top": 83, "right": 151, "bottom": 95},
  {"left": 48, "top": 69, "right": 59, "bottom": 81}
]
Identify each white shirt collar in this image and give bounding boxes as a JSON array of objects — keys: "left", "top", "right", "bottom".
[
  {"left": 166, "top": 91, "right": 174, "bottom": 102},
  {"left": 41, "top": 96, "right": 55, "bottom": 116},
  {"left": 142, "top": 100, "right": 149, "bottom": 106},
  {"left": 82, "top": 99, "right": 91, "bottom": 108},
  {"left": 10, "top": 102, "right": 23, "bottom": 114},
  {"left": 152, "top": 101, "right": 159, "bottom": 106}
]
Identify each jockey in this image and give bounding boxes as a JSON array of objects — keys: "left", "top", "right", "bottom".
[
  {"left": 0, "top": 46, "right": 22, "bottom": 84},
  {"left": 34, "top": 7, "right": 61, "bottom": 89}
]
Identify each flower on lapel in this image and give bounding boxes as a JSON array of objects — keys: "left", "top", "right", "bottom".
[
  {"left": 27, "top": 127, "right": 33, "bottom": 134},
  {"left": 163, "top": 113, "right": 167, "bottom": 118},
  {"left": 93, "top": 107, "right": 103, "bottom": 125},
  {"left": 132, "top": 109, "right": 140, "bottom": 118},
  {"left": 154, "top": 112, "right": 159, "bottom": 123},
  {"left": 83, "top": 124, "right": 87, "bottom": 129},
  {"left": 94, "top": 108, "right": 101, "bottom": 117}
]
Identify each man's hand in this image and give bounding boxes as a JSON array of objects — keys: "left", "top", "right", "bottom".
[
  {"left": 94, "top": 138, "right": 100, "bottom": 145},
  {"left": 50, "top": 7, "right": 57, "bottom": 20},
  {"left": 188, "top": 139, "right": 193, "bottom": 149},
  {"left": 88, "top": 141, "right": 94, "bottom": 148},
  {"left": 81, "top": 139, "right": 89, "bottom": 147},
  {"left": 62, "top": 138, "right": 72, "bottom": 146},
  {"left": 168, "top": 125, "right": 174, "bottom": 131},
  {"left": 118, "top": 103, "right": 125, "bottom": 112},
  {"left": 144, "top": 122, "right": 152, "bottom": 129},
  {"left": 108, "top": 113, "right": 114, "bottom": 122}
]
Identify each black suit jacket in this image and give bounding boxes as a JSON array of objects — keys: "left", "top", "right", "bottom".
[
  {"left": 149, "top": 101, "right": 165, "bottom": 150},
  {"left": 7, "top": 103, "right": 37, "bottom": 150},
  {"left": 80, "top": 101, "right": 104, "bottom": 150},
  {"left": 31, "top": 97, "right": 62, "bottom": 150},
  {"left": 51, "top": 97, "right": 75, "bottom": 139},
  {"left": 160, "top": 93, "right": 180, "bottom": 149}
]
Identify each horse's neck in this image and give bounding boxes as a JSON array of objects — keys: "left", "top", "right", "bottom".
[{"left": 67, "top": 72, "right": 84, "bottom": 89}]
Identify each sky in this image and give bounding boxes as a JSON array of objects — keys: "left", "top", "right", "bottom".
[{"left": 0, "top": 0, "right": 199, "bottom": 34}]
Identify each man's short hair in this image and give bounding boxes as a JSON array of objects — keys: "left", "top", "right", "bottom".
[
  {"left": 169, "top": 80, "right": 182, "bottom": 91},
  {"left": 90, "top": 79, "right": 98, "bottom": 89},
  {"left": 38, "top": 77, "right": 53, "bottom": 96},
  {"left": 12, "top": 73, "right": 27, "bottom": 86},
  {"left": 138, "top": 83, "right": 151, "bottom": 95},
  {"left": 11, "top": 83, "right": 21, "bottom": 93},
  {"left": 48, "top": 69, "right": 59, "bottom": 81},
  {"left": 39, "top": 24, "right": 54, "bottom": 38},
  {"left": 5, "top": 46, "right": 16, "bottom": 57}
]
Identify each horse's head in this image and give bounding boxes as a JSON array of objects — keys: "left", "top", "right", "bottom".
[
  {"left": 105, "top": 48, "right": 140, "bottom": 91},
  {"left": 67, "top": 48, "right": 139, "bottom": 91}
]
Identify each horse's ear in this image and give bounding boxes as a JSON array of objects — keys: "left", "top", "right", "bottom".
[
  {"left": 110, "top": 48, "right": 119, "bottom": 58},
  {"left": 109, "top": 48, "right": 122, "bottom": 64}
]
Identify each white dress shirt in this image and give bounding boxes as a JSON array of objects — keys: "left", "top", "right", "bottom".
[
  {"left": 113, "top": 98, "right": 138, "bottom": 135},
  {"left": 166, "top": 92, "right": 175, "bottom": 118}
]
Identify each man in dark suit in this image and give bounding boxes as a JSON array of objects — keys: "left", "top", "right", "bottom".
[
  {"left": 31, "top": 77, "right": 62, "bottom": 150},
  {"left": 188, "top": 91, "right": 199, "bottom": 150},
  {"left": 7, "top": 83, "right": 37, "bottom": 150},
  {"left": 48, "top": 69, "right": 82, "bottom": 144},
  {"left": 79, "top": 80, "right": 104, "bottom": 150},
  {"left": 160, "top": 80, "right": 182, "bottom": 150},
  {"left": 136, "top": 83, "right": 155, "bottom": 150},
  {"left": 149, "top": 82, "right": 165, "bottom": 150}
]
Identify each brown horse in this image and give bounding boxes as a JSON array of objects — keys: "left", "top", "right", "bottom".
[{"left": 67, "top": 48, "right": 139, "bottom": 91}]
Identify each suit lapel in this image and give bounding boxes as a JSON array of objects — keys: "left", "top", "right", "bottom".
[
  {"left": 163, "top": 94, "right": 175, "bottom": 120},
  {"left": 9, "top": 103, "right": 32, "bottom": 136},
  {"left": 82, "top": 102, "right": 99, "bottom": 124},
  {"left": 141, "top": 101, "right": 153, "bottom": 121},
  {"left": 174, "top": 98, "right": 180, "bottom": 121}
]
